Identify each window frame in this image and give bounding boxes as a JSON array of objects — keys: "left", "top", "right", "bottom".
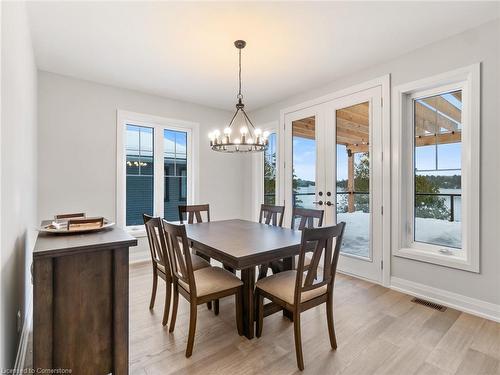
[
  {"left": 392, "top": 64, "right": 480, "bottom": 272},
  {"left": 116, "top": 110, "right": 199, "bottom": 236},
  {"left": 251, "top": 121, "right": 279, "bottom": 221}
]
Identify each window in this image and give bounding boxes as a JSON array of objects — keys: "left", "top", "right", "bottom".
[
  {"left": 252, "top": 122, "right": 278, "bottom": 220},
  {"left": 393, "top": 64, "right": 480, "bottom": 272},
  {"left": 117, "top": 111, "right": 199, "bottom": 232},
  {"left": 125, "top": 125, "right": 154, "bottom": 226},
  {"left": 263, "top": 133, "right": 277, "bottom": 205},
  {"left": 413, "top": 91, "right": 462, "bottom": 249},
  {"left": 164, "top": 129, "right": 188, "bottom": 220}
]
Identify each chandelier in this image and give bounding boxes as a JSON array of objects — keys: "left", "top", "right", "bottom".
[{"left": 209, "top": 40, "right": 269, "bottom": 153}]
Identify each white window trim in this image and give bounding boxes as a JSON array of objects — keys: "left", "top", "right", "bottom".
[
  {"left": 392, "top": 64, "right": 480, "bottom": 272},
  {"left": 251, "top": 121, "right": 279, "bottom": 221},
  {"left": 116, "top": 110, "right": 199, "bottom": 237}
]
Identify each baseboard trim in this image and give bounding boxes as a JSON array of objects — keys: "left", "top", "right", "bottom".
[
  {"left": 14, "top": 296, "right": 32, "bottom": 371},
  {"left": 391, "top": 277, "right": 500, "bottom": 323},
  {"left": 337, "top": 268, "right": 383, "bottom": 286}
]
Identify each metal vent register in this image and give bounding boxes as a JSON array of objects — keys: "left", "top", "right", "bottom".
[{"left": 411, "top": 297, "right": 447, "bottom": 312}]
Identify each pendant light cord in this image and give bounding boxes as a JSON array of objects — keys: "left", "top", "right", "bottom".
[{"left": 238, "top": 48, "right": 242, "bottom": 99}]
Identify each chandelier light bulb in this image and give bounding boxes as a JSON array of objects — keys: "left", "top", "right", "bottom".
[
  {"left": 246, "top": 138, "right": 253, "bottom": 144},
  {"left": 240, "top": 126, "right": 248, "bottom": 135},
  {"left": 214, "top": 129, "right": 221, "bottom": 138},
  {"left": 234, "top": 138, "right": 241, "bottom": 144},
  {"left": 254, "top": 128, "right": 262, "bottom": 136},
  {"left": 223, "top": 127, "right": 231, "bottom": 135},
  {"left": 263, "top": 130, "right": 270, "bottom": 139}
]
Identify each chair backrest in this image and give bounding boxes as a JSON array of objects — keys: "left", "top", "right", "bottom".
[
  {"left": 291, "top": 207, "right": 324, "bottom": 230},
  {"left": 143, "top": 214, "right": 168, "bottom": 271},
  {"left": 178, "top": 204, "right": 210, "bottom": 224},
  {"left": 162, "top": 220, "right": 196, "bottom": 295},
  {"left": 294, "top": 223, "right": 346, "bottom": 305},
  {"left": 259, "top": 204, "right": 285, "bottom": 227}
]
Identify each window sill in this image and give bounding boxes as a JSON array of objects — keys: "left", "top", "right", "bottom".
[{"left": 394, "top": 247, "right": 479, "bottom": 273}]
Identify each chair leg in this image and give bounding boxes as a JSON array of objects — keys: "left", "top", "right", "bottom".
[
  {"left": 257, "top": 264, "right": 269, "bottom": 280},
  {"left": 214, "top": 299, "right": 220, "bottom": 315},
  {"left": 162, "top": 280, "right": 172, "bottom": 326},
  {"left": 326, "top": 293, "right": 337, "bottom": 350},
  {"left": 235, "top": 289, "right": 243, "bottom": 336},
  {"left": 168, "top": 284, "right": 179, "bottom": 333},
  {"left": 149, "top": 269, "right": 158, "bottom": 309},
  {"left": 293, "top": 312, "right": 304, "bottom": 371},
  {"left": 255, "top": 290, "right": 264, "bottom": 338},
  {"left": 186, "top": 301, "right": 198, "bottom": 358},
  {"left": 206, "top": 301, "right": 212, "bottom": 310}
]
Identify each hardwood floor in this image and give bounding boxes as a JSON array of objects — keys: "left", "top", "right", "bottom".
[{"left": 130, "top": 262, "right": 500, "bottom": 375}]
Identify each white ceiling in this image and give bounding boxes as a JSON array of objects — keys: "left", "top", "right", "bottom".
[{"left": 27, "top": 1, "right": 499, "bottom": 111}]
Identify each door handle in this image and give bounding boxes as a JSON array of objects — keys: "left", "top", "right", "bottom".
[{"left": 313, "top": 200, "right": 324, "bottom": 206}]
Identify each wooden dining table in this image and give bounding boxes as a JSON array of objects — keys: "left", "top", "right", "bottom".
[{"left": 184, "top": 219, "right": 303, "bottom": 339}]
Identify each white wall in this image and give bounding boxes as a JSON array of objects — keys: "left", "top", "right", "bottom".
[
  {"left": 38, "top": 72, "right": 246, "bottom": 261},
  {"left": 1, "top": 1, "right": 38, "bottom": 368},
  {"left": 248, "top": 20, "right": 500, "bottom": 306}
]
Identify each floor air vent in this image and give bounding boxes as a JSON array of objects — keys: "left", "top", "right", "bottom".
[{"left": 411, "top": 297, "right": 447, "bottom": 312}]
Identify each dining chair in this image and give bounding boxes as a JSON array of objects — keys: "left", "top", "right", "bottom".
[
  {"left": 163, "top": 220, "right": 244, "bottom": 358},
  {"left": 178, "top": 204, "right": 210, "bottom": 224},
  {"left": 257, "top": 204, "right": 285, "bottom": 280},
  {"left": 255, "top": 222, "right": 346, "bottom": 371},
  {"left": 291, "top": 207, "right": 324, "bottom": 271},
  {"left": 259, "top": 204, "right": 285, "bottom": 227},
  {"left": 143, "top": 214, "right": 209, "bottom": 326},
  {"left": 178, "top": 204, "right": 220, "bottom": 313}
]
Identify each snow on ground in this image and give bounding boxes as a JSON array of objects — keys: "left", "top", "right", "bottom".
[
  {"left": 337, "top": 212, "right": 370, "bottom": 257},
  {"left": 337, "top": 211, "right": 461, "bottom": 257},
  {"left": 415, "top": 217, "right": 461, "bottom": 249}
]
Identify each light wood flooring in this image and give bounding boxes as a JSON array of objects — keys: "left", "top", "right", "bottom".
[{"left": 130, "top": 262, "right": 500, "bottom": 375}]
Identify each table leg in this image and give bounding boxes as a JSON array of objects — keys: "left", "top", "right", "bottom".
[
  {"left": 241, "top": 267, "right": 256, "bottom": 339},
  {"left": 282, "top": 257, "right": 294, "bottom": 321}
]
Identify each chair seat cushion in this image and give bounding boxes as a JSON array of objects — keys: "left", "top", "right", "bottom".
[
  {"left": 157, "top": 253, "right": 209, "bottom": 274},
  {"left": 179, "top": 266, "right": 243, "bottom": 297},
  {"left": 256, "top": 270, "right": 327, "bottom": 305}
]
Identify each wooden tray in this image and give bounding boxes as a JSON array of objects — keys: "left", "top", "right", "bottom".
[{"left": 39, "top": 218, "right": 115, "bottom": 234}]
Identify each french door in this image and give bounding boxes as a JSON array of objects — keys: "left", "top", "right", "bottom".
[{"left": 283, "top": 86, "right": 383, "bottom": 283}]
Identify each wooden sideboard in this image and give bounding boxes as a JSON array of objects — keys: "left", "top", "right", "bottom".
[{"left": 33, "top": 224, "right": 137, "bottom": 374}]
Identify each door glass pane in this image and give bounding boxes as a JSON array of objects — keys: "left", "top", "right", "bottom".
[
  {"left": 164, "top": 129, "right": 188, "bottom": 221},
  {"left": 263, "top": 133, "right": 277, "bottom": 205},
  {"left": 413, "top": 90, "right": 462, "bottom": 249},
  {"left": 336, "top": 102, "right": 370, "bottom": 258},
  {"left": 125, "top": 125, "right": 154, "bottom": 226},
  {"left": 292, "top": 117, "right": 317, "bottom": 218}
]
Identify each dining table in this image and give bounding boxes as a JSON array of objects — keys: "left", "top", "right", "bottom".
[{"left": 184, "top": 218, "right": 303, "bottom": 339}]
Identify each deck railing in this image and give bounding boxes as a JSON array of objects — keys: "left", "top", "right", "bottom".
[
  {"left": 415, "top": 192, "right": 461, "bottom": 222},
  {"left": 266, "top": 191, "right": 461, "bottom": 222}
]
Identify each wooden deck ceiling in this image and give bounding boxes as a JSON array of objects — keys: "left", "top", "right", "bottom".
[{"left": 292, "top": 94, "right": 462, "bottom": 154}]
